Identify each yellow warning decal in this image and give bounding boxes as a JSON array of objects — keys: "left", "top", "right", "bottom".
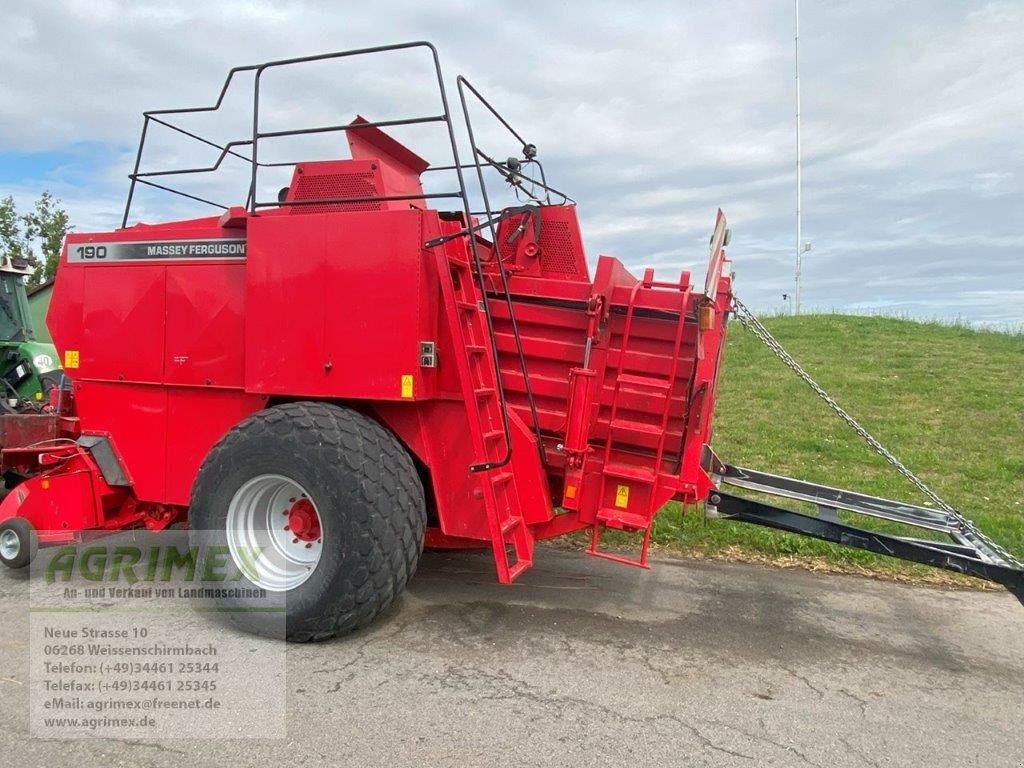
[
  {"left": 64, "top": 350, "right": 80, "bottom": 369},
  {"left": 615, "top": 484, "right": 630, "bottom": 508},
  {"left": 401, "top": 374, "right": 414, "bottom": 399},
  {"left": 564, "top": 484, "right": 577, "bottom": 500}
]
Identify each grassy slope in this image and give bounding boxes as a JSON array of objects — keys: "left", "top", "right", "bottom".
[{"left": 647, "top": 314, "right": 1024, "bottom": 580}]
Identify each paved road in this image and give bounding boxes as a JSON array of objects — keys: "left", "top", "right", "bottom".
[{"left": 1, "top": 547, "right": 1022, "bottom": 767}]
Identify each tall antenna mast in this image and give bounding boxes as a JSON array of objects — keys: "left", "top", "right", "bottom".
[{"left": 794, "top": 0, "right": 803, "bottom": 315}]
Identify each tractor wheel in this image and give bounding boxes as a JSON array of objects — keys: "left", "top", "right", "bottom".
[
  {"left": 189, "top": 402, "right": 426, "bottom": 642},
  {"left": 0, "top": 517, "right": 38, "bottom": 569}
]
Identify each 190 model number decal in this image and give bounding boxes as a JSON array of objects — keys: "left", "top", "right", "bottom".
[{"left": 68, "top": 239, "right": 246, "bottom": 263}]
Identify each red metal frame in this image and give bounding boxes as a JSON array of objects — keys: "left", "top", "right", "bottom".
[{"left": 0, "top": 119, "right": 733, "bottom": 585}]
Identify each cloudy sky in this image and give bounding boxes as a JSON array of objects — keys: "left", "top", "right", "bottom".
[{"left": 1, "top": 1, "right": 1021, "bottom": 325}]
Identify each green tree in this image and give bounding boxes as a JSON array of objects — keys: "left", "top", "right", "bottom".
[
  {"left": 0, "top": 196, "right": 31, "bottom": 266},
  {"left": 0, "top": 193, "right": 72, "bottom": 287},
  {"left": 23, "top": 192, "right": 71, "bottom": 287}
]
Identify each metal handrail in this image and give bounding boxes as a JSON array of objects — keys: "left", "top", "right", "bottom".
[
  {"left": 455, "top": 75, "right": 558, "bottom": 465},
  {"left": 121, "top": 44, "right": 473, "bottom": 223}
]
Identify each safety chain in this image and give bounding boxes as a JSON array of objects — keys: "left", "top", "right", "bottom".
[{"left": 730, "top": 296, "right": 1021, "bottom": 568}]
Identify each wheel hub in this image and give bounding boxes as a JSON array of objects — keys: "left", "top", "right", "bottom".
[
  {"left": 287, "top": 499, "right": 321, "bottom": 542},
  {"left": 225, "top": 474, "right": 324, "bottom": 592},
  {"left": 0, "top": 529, "right": 19, "bottom": 561}
]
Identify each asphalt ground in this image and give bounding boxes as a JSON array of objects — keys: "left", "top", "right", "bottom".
[{"left": 1, "top": 546, "right": 1021, "bottom": 767}]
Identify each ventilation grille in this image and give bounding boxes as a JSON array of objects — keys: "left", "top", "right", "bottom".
[
  {"left": 290, "top": 171, "right": 382, "bottom": 214},
  {"left": 537, "top": 221, "right": 581, "bottom": 277},
  {"left": 494, "top": 217, "right": 585, "bottom": 278}
]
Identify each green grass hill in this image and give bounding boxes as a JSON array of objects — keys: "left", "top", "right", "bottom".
[{"left": 649, "top": 314, "right": 1024, "bottom": 583}]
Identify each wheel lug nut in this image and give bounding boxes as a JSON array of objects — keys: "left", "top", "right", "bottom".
[
  {"left": 292, "top": 538, "right": 299, "bottom": 544},
  {"left": 305, "top": 543, "right": 312, "bottom": 549},
  {"left": 284, "top": 525, "right": 290, "bottom": 531}
]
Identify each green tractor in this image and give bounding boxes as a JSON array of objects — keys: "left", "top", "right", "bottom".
[{"left": 0, "top": 254, "right": 61, "bottom": 411}]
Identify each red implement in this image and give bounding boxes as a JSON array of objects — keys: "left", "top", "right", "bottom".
[{"left": 0, "top": 44, "right": 731, "bottom": 640}]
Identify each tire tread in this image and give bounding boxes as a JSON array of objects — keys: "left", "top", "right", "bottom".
[{"left": 191, "top": 402, "right": 426, "bottom": 642}]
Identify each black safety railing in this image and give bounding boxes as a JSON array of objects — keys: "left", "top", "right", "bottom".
[
  {"left": 122, "top": 64, "right": 258, "bottom": 225},
  {"left": 122, "top": 42, "right": 470, "bottom": 225}
]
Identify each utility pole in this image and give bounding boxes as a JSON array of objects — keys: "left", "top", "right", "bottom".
[{"left": 794, "top": 0, "right": 803, "bottom": 315}]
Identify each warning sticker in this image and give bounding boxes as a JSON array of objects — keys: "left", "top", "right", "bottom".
[
  {"left": 64, "top": 350, "right": 80, "bottom": 369},
  {"left": 615, "top": 484, "right": 630, "bottom": 508},
  {"left": 401, "top": 375, "right": 414, "bottom": 399}
]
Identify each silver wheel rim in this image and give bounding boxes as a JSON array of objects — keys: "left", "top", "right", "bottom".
[
  {"left": 226, "top": 474, "right": 323, "bottom": 592},
  {"left": 0, "top": 529, "right": 20, "bottom": 561}
]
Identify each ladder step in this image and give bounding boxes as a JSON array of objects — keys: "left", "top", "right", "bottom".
[
  {"left": 596, "top": 508, "right": 650, "bottom": 531},
  {"left": 465, "top": 344, "right": 486, "bottom": 356},
  {"left": 617, "top": 373, "right": 671, "bottom": 392},
  {"left": 482, "top": 428, "right": 504, "bottom": 442},
  {"left": 474, "top": 386, "right": 496, "bottom": 400},
  {"left": 603, "top": 462, "right": 656, "bottom": 482},
  {"left": 507, "top": 558, "right": 532, "bottom": 580},
  {"left": 456, "top": 299, "right": 481, "bottom": 312},
  {"left": 609, "top": 418, "right": 662, "bottom": 436},
  {"left": 491, "top": 471, "right": 513, "bottom": 487},
  {"left": 500, "top": 516, "right": 523, "bottom": 534}
]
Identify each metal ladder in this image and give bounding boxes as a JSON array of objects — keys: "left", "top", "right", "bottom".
[
  {"left": 435, "top": 244, "right": 534, "bottom": 583},
  {"left": 589, "top": 269, "right": 691, "bottom": 567}
]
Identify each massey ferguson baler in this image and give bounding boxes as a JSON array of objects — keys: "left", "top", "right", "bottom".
[{"left": 1, "top": 43, "right": 1021, "bottom": 641}]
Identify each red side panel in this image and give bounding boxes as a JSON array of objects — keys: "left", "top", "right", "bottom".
[
  {"left": 75, "top": 381, "right": 167, "bottom": 501},
  {"left": 244, "top": 217, "right": 324, "bottom": 389},
  {"left": 46, "top": 265, "right": 84, "bottom": 368},
  {"left": 244, "top": 209, "right": 432, "bottom": 401},
  {"left": 165, "top": 389, "right": 267, "bottom": 506},
  {"left": 372, "top": 401, "right": 491, "bottom": 541},
  {"left": 164, "top": 263, "right": 246, "bottom": 387},
  {"left": 81, "top": 265, "right": 166, "bottom": 382}
]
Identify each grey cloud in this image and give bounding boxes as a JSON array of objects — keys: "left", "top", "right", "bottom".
[{"left": 0, "top": 0, "right": 1020, "bottom": 326}]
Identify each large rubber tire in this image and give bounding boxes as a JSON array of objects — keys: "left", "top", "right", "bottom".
[
  {"left": 189, "top": 402, "right": 426, "bottom": 642},
  {"left": 0, "top": 517, "right": 37, "bottom": 569}
]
